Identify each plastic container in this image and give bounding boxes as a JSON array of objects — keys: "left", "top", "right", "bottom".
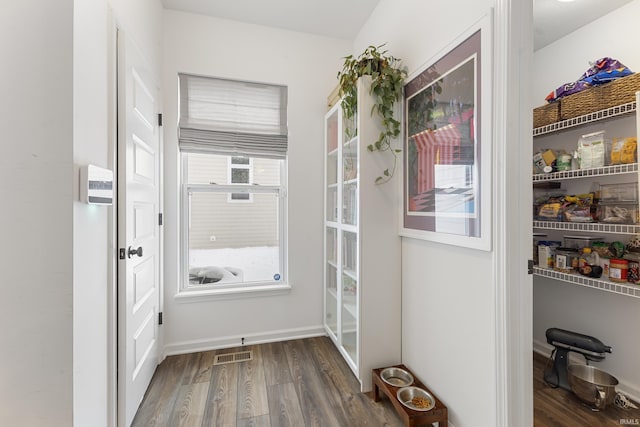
[
  {"left": 555, "top": 248, "right": 579, "bottom": 273},
  {"left": 563, "top": 235, "right": 604, "bottom": 250},
  {"left": 599, "top": 182, "right": 638, "bottom": 203},
  {"left": 597, "top": 203, "right": 639, "bottom": 224},
  {"left": 609, "top": 259, "right": 629, "bottom": 283}
]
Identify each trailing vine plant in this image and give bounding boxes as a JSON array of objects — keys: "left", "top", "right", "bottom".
[{"left": 337, "top": 44, "right": 407, "bottom": 183}]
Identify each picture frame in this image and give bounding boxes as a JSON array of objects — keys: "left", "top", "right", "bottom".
[{"left": 400, "top": 13, "right": 492, "bottom": 251}]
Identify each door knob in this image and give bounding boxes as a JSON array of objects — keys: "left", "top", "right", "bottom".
[{"left": 127, "top": 246, "right": 143, "bottom": 258}]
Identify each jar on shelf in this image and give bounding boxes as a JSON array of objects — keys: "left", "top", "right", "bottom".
[
  {"left": 609, "top": 259, "right": 629, "bottom": 283},
  {"left": 554, "top": 248, "right": 579, "bottom": 273},
  {"left": 624, "top": 253, "right": 640, "bottom": 284}
]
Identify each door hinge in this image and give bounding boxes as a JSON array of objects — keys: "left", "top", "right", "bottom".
[
  {"left": 119, "top": 248, "right": 126, "bottom": 260},
  {"left": 158, "top": 213, "right": 163, "bottom": 226},
  {"left": 158, "top": 113, "right": 163, "bottom": 127},
  {"left": 528, "top": 259, "right": 534, "bottom": 275},
  {"left": 158, "top": 312, "right": 163, "bottom": 325}
]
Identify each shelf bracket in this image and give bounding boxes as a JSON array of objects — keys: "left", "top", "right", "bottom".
[{"left": 528, "top": 260, "right": 534, "bottom": 275}]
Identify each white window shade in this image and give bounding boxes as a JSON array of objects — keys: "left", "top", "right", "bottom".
[{"left": 178, "top": 74, "right": 288, "bottom": 159}]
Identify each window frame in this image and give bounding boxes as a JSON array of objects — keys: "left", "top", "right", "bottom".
[
  {"left": 178, "top": 153, "right": 289, "bottom": 298},
  {"left": 227, "top": 156, "right": 254, "bottom": 203}
]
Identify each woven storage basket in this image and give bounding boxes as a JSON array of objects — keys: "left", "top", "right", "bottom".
[
  {"left": 327, "top": 84, "right": 341, "bottom": 110},
  {"left": 533, "top": 101, "right": 560, "bottom": 128},
  {"left": 561, "top": 72, "right": 640, "bottom": 120}
]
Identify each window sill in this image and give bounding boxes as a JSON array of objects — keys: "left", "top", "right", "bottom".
[{"left": 174, "top": 282, "right": 291, "bottom": 303}]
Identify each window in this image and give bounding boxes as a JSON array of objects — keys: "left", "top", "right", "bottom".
[
  {"left": 178, "top": 74, "right": 288, "bottom": 295},
  {"left": 228, "top": 156, "right": 253, "bottom": 202}
]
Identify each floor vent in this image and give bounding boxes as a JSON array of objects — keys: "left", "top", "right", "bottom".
[{"left": 213, "top": 350, "right": 253, "bottom": 366}]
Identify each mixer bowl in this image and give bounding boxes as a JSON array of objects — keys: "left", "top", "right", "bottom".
[{"left": 567, "top": 364, "right": 619, "bottom": 410}]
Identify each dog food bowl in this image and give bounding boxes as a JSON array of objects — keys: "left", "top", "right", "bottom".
[
  {"left": 380, "top": 367, "right": 414, "bottom": 387},
  {"left": 396, "top": 386, "right": 435, "bottom": 411}
]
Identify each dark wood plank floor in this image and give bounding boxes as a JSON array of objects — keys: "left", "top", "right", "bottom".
[
  {"left": 133, "top": 338, "right": 640, "bottom": 427},
  {"left": 533, "top": 351, "right": 640, "bottom": 427},
  {"left": 132, "top": 336, "right": 405, "bottom": 427}
]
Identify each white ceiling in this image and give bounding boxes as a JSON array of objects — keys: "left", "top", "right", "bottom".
[
  {"left": 534, "top": 0, "right": 633, "bottom": 50},
  {"left": 161, "top": 0, "right": 381, "bottom": 40},
  {"left": 162, "top": 0, "right": 634, "bottom": 49}
]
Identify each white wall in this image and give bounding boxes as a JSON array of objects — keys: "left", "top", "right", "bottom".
[
  {"left": 355, "top": 1, "right": 525, "bottom": 426},
  {"left": 0, "top": 1, "right": 74, "bottom": 425},
  {"left": 532, "top": 0, "right": 640, "bottom": 109},
  {"left": 74, "top": 0, "right": 163, "bottom": 425},
  {"left": 532, "top": 0, "right": 640, "bottom": 400},
  {"left": 162, "top": 11, "right": 351, "bottom": 352},
  {"left": 73, "top": 1, "right": 110, "bottom": 425}
]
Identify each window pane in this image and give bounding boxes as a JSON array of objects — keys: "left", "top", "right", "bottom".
[
  {"left": 186, "top": 153, "right": 281, "bottom": 186},
  {"left": 231, "top": 193, "right": 250, "bottom": 200},
  {"left": 187, "top": 152, "right": 228, "bottom": 185},
  {"left": 231, "top": 156, "right": 250, "bottom": 165},
  {"left": 188, "top": 191, "right": 281, "bottom": 284},
  {"left": 231, "top": 168, "right": 250, "bottom": 184},
  {"left": 252, "top": 157, "right": 281, "bottom": 186}
]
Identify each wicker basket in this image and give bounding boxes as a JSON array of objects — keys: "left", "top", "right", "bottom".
[
  {"left": 327, "top": 84, "right": 341, "bottom": 110},
  {"left": 533, "top": 101, "right": 561, "bottom": 128},
  {"left": 560, "top": 72, "right": 640, "bottom": 120}
]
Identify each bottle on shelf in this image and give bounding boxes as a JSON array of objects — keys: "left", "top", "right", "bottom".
[{"left": 578, "top": 247, "right": 602, "bottom": 278}]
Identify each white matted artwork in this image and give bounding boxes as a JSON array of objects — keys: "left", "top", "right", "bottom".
[{"left": 400, "top": 12, "right": 492, "bottom": 251}]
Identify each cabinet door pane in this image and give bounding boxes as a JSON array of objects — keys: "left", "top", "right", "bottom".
[
  {"left": 341, "top": 231, "right": 358, "bottom": 362},
  {"left": 343, "top": 133, "right": 358, "bottom": 225},
  {"left": 325, "top": 227, "right": 338, "bottom": 337}
]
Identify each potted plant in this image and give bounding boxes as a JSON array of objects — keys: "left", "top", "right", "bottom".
[{"left": 337, "top": 44, "right": 407, "bottom": 183}]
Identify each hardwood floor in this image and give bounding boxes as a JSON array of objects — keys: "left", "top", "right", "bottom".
[
  {"left": 533, "top": 351, "right": 640, "bottom": 426},
  {"left": 133, "top": 338, "right": 640, "bottom": 427},
  {"left": 132, "top": 336, "right": 405, "bottom": 427}
]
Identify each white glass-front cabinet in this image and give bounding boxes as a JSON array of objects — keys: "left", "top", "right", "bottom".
[{"left": 323, "top": 76, "right": 401, "bottom": 392}]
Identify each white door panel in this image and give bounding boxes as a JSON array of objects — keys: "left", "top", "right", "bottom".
[{"left": 117, "top": 30, "right": 161, "bottom": 427}]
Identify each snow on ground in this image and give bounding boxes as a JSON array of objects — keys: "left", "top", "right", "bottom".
[{"left": 189, "top": 246, "right": 280, "bottom": 283}]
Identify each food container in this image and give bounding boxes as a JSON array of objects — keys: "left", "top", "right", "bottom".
[
  {"left": 597, "top": 203, "right": 639, "bottom": 224},
  {"left": 563, "top": 235, "right": 604, "bottom": 250},
  {"left": 538, "top": 241, "right": 561, "bottom": 268},
  {"left": 554, "top": 248, "right": 579, "bottom": 273},
  {"left": 599, "top": 182, "right": 638, "bottom": 203},
  {"left": 609, "top": 259, "right": 629, "bottom": 283},
  {"left": 533, "top": 233, "right": 547, "bottom": 265},
  {"left": 624, "top": 253, "right": 640, "bottom": 284},
  {"left": 599, "top": 258, "right": 610, "bottom": 279}
]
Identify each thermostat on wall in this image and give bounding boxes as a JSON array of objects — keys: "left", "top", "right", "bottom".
[{"left": 80, "top": 164, "right": 113, "bottom": 205}]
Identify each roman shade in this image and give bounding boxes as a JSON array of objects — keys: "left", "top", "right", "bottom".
[{"left": 178, "top": 73, "right": 288, "bottom": 159}]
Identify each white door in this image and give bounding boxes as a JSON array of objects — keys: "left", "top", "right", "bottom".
[{"left": 117, "top": 30, "right": 161, "bottom": 427}]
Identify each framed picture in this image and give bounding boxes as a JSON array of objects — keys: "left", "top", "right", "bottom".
[{"left": 401, "top": 14, "right": 492, "bottom": 251}]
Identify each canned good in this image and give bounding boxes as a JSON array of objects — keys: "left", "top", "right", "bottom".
[{"left": 609, "top": 259, "right": 629, "bottom": 283}]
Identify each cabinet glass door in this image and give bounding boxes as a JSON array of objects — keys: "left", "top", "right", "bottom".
[
  {"left": 341, "top": 230, "right": 358, "bottom": 362},
  {"left": 343, "top": 133, "right": 358, "bottom": 226},
  {"left": 326, "top": 109, "right": 339, "bottom": 223},
  {"left": 325, "top": 226, "right": 338, "bottom": 337}
]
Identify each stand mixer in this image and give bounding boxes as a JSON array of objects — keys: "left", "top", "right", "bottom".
[{"left": 544, "top": 327, "right": 612, "bottom": 390}]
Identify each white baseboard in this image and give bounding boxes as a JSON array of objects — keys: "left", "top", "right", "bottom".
[
  {"left": 533, "top": 338, "right": 640, "bottom": 404},
  {"left": 162, "top": 325, "right": 326, "bottom": 357}
]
